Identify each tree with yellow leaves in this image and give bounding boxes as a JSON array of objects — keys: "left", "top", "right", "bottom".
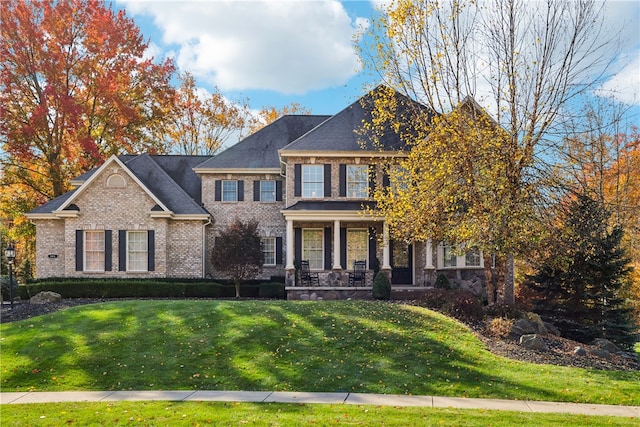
[{"left": 358, "top": 0, "right": 622, "bottom": 304}]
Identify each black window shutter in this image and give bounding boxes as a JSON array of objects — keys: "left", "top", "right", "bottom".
[
  {"left": 324, "top": 227, "right": 331, "bottom": 270},
  {"left": 368, "top": 227, "right": 377, "bottom": 270},
  {"left": 147, "top": 230, "right": 155, "bottom": 271},
  {"left": 324, "top": 164, "right": 332, "bottom": 197},
  {"left": 105, "top": 230, "right": 112, "bottom": 271},
  {"left": 253, "top": 180, "right": 260, "bottom": 201},
  {"left": 369, "top": 164, "right": 376, "bottom": 196},
  {"left": 237, "top": 180, "right": 244, "bottom": 201},
  {"left": 294, "top": 228, "right": 302, "bottom": 266},
  {"left": 75, "top": 230, "right": 83, "bottom": 271},
  {"left": 294, "top": 164, "right": 301, "bottom": 197},
  {"left": 339, "top": 164, "right": 346, "bottom": 197},
  {"left": 383, "top": 170, "right": 390, "bottom": 188},
  {"left": 214, "top": 180, "right": 221, "bottom": 201},
  {"left": 275, "top": 180, "right": 283, "bottom": 201},
  {"left": 119, "top": 230, "right": 126, "bottom": 271},
  {"left": 340, "top": 227, "right": 347, "bottom": 269},
  {"left": 276, "top": 236, "right": 283, "bottom": 265}
]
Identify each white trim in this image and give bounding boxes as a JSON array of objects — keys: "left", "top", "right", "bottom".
[
  {"left": 282, "top": 210, "right": 383, "bottom": 222},
  {"left": 279, "top": 150, "right": 407, "bottom": 159},
  {"left": 194, "top": 167, "right": 281, "bottom": 174},
  {"left": 55, "top": 155, "right": 171, "bottom": 214}
]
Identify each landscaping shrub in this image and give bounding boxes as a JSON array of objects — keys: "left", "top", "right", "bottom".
[
  {"left": 434, "top": 273, "right": 451, "bottom": 290},
  {"left": 415, "top": 289, "right": 484, "bottom": 322},
  {"left": 486, "top": 317, "right": 515, "bottom": 338},
  {"left": 417, "top": 288, "right": 452, "bottom": 310},
  {"left": 372, "top": 271, "right": 391, "bottom": 300},
  {"left": 446, "top": 290, "right": 484, "bottom": 322},
  {"left": 259, "top": 282, "right": 286, "bottom": 299}
]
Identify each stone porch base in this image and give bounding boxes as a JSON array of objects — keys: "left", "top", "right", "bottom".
[{"left": 286, "top": 286, "right": 434, "bottom": 301}]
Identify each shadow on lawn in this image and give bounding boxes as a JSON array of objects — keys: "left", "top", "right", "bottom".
[{"left": 1, "top": 300, "right": 637, "bottom": 404}]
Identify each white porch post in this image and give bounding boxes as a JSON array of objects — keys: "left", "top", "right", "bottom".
[
  {"left": 285, "top": 219, "right": 294, "bottom": 270},
  {"left": 382, "top": 222, "right": 391, "bottom": 270},
  {"left": 332, "top": 219, "right": 341, "bottom": 270},
  {"left": 425, "top": 239, "right": 434, "bottom": 269}
]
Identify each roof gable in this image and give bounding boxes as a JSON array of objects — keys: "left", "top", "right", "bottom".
[{"left": 280, "top": 85, "right": 433, "bottom": 154}]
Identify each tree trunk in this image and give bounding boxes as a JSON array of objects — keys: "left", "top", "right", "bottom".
[{"left": 234, "top": 280, "right": 241, "bottom": 298}]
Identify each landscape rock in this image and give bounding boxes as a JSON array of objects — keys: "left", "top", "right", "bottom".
[
  {"left": 519, "top": 334, "right": 548, "bottom": 351},
  {"left": 592, "top": 338, "right": 621, "bottom": 353},
  {"left": 573, "top": 346, "right": 587, "bottom": 357},
  {"left": 542, "top": 321, "right": 560, "bottom": 336},
  {"left": 30, "top": 291, "right": 62, "bottom": 305},
  {"left": 589, "top": 348, "right": 611, "bottom": 359},
  {"left": 511, "top": 318, "right": 536, "bottom": 336}
]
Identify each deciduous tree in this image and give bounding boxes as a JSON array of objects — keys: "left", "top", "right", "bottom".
[
  {"left": 157, "top": 72, "right": 251, "bottom": 156},
  {"left": 211, "top": 219, "right": 264, "bottom": 298},
  {"left": 358, "top": 0, "right": 620, "bottom": 304},
  {"left": 1, "top": 0, "right": 175, "bottom": 201},
  {"left": 247, "top": 103, "right": 312, "bottom": 135}
]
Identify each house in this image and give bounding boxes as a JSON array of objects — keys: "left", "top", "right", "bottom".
[{"left": 26, "top": 86, "right": 488, "bottom": 299}]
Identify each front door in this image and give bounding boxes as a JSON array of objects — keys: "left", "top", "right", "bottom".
[{"left": 391, "top": 240, "right": 413, "bottom": 285}]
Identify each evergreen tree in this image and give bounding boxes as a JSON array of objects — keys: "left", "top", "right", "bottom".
[{"left": 530, "top": 195, "right": 637, "bottom": 349}]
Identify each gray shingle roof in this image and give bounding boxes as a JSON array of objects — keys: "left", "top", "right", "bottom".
[
  {"left": 29, "top": 155, "right": 211, "bottom": 216},
  {"left": 196, "top": 115, "right": 330, "bottom": 170},
  {"left": 281, "top": 85, "right": 433, "bottom": 152},
  {"left": 122, "top": 154, "right": 209, "bottom": 215}
]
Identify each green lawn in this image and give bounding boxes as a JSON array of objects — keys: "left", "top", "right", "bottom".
[
  {"left": 2, "top": 402, "right": 637, "bottom": 427},
  {"left": 1, "top": 300, "right": 638, "bottom": 406}
]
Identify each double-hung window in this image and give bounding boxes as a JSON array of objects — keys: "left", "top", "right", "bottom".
[
  {"left": 302, "top": 165, "right": 323, "bottom": 198},
  {"left": 302, "top": 229, "right": 323, "bottom": 270},
  {"left": 443, "top": 243, "right": 457, "bottom": 268},
  {"left": 262, "top": 237, "right": 276, "bottom": 266},
  {"left": 222, "top": 180, "right": 238, "bottom": 202},
  {"left": 465, "top": 248, "right": 482, "bottom": 267},
  {"left": 84, "top": 230, "right": 105, "bottom": 272},
  {"left": 127, "top": 231, "right": 148, "bottom": 272},
  {"left": 347, "top": 229, "right": 368, "bottom": 268},
  {"left": 347, "top": 165, "right": 369, "bottom": 198},
  {"left": 260, "top": 181, "right": 276, "bottom": 202}
]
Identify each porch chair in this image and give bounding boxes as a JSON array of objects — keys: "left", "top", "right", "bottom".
[
  {"left": 299, "top": 260, "right": 320, "bottom": 286},
  {"left": 348, "top": 260, "right": 367, "bottom": 286}
]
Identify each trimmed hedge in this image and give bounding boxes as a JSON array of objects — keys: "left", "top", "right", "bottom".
[{"left": 19, "top": 278, "right": 286, "bottom": 300}]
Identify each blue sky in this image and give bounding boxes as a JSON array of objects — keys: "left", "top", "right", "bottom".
[{"left": 115, "top": 0, "right": 640, "bottom": 120}]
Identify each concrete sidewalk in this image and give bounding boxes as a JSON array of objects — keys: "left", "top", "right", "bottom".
[{"left": 1, "top": 390, "right": 639, "bottom": 417}]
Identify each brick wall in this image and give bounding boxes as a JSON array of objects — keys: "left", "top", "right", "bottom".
[
  {"left": 32, "top": 164, "right": 205, "bottom": 279},
  {"left": 201, "top": 173, "right": 286, "bottom": 280}
]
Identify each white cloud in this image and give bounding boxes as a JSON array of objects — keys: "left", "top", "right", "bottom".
[
  {"left": 119, "top": 0, "right": 364, "bottom": 94},
  {"left": 596, "top": 53, "right": 640, "bottom": 105}
]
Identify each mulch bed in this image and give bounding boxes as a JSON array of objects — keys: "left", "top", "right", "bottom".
[{"left": 2, "top": 298, "right": 638, "bottom": 372}]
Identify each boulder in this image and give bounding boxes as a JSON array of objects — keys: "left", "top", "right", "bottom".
[
  {"left": 519, "top": 334, "right": 548, "bottom": 351},
  {"left": 589, "top": 348, "right": 611, "bottom": 359},
  {"left": 591, "top": 338, "right": 621, "bottom": 353},
  {"left": 30, "top": 291, "right": 62, "bottom": 304},
  {"left": 542, "top": 321, "right": 560, "bottom": 336},
  {"left": 573, "top": 346, "right": 587, "bottom": 357},
  {"left": 511, "top": 318, "right": 536, "bottom": 336}
]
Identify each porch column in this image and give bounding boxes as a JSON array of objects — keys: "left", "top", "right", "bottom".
[
  {"left": 332, "top": 219, "right": 341, "bottom": 270},
  {"left": 285, "top": 219, "right": 294, "bottom": 270},
  {"left": 425, "top": 239, "right": 434, "bottom": 268},
  {"left": 382, "top": 221, "right": 391, "bottom": 270}
]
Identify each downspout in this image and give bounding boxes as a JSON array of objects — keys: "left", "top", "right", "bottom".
[{"left": 202, "top": 216, "right": 213, "bottom": 278}]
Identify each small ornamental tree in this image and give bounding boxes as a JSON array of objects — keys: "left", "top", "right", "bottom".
[{"left": 212, "top": 219, "right": 264, "bottom": 298}]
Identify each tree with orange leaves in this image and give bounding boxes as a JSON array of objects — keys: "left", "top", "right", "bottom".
[{"left": 1, "top": 0, "right": 176, "bottom": 202}]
